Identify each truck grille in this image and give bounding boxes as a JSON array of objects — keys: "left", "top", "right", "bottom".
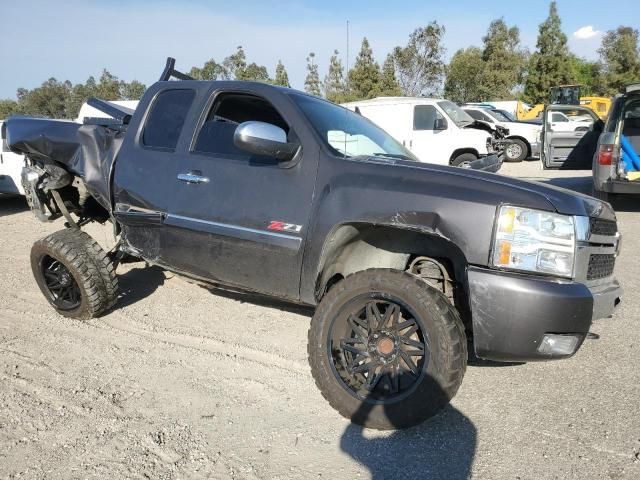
[
  {"left": 587, "top": 254, "right": 616, "bottom": 280},
  {"left": 589, "top": 218, "right": 617, "bottom": 236}
]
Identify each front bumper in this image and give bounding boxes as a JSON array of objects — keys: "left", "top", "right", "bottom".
[
  {"left": 467, "top": 266, "right": 621, "bottom": 362},
  {"left": 530, "top": 140, "right": 540, "bottom": 158}
]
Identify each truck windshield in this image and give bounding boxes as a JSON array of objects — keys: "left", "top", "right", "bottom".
[
  {"left": 487, "top": 109, "right": 512, "bottom": 122},
  {"left": 437, "top": 101, "right": 475, "bottom": 127},
  {"left": 290, "top": 93, "right": 417, "bottom": 161}
]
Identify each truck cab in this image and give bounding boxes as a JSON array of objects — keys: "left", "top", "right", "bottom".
[{"left": 341, "top": 97, "right": 495, "bottom": 166}]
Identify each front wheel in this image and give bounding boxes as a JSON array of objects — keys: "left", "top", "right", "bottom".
[
  {"left": 31, "top": 229, "right": 119, "bottom": 320},
  {"left": 504, "top": 139, "right": 528, "bottom": 162},
  {"left": 450, "top": 153, "right": 477, "bottom": 168},
  {"left": 308, "top": 269, "right": 467, "bottom": 430}
]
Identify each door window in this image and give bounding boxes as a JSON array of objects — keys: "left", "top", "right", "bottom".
[
  {"left": 465, "top": 110, "right": 492, "bottom": 122},
  {"left": 142, "top": 89, "right": 195, "bottom": 150},
  {"left": 193, "top": 93, "right": 288, "bottom": 158},
  {"left": 413, "top": 105, "right": 444, "bottom": 130},
  {"left": 551, "top": 113, "right": 568, "bottom": 122}
]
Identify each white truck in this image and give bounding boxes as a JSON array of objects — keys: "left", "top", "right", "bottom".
[
  {"left": 463, "top": 105, "right": 542, "bottom": 162},
  {"left": 0, "top": 121, "right": 26, "bottom": 195},
  {"left": 0, "top": 101, "right": 138, "bottom": 197},
  {"left": 341, "top": 97, "right": 497, "bottom": 166}
]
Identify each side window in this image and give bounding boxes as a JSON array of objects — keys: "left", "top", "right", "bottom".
[
  {"left": 142, "top": 89, "right": 195, "bottom": 150},
  {"left": 194, "top": 93, "right": 288, "bottom": 157},
  {"left": 413, "top": 105, "right": 443, "bottom": 130},
  {"left": 552, "top": 113, "right": 568, "bottom": 123},
  {"left": 465, "top": 110, "right": 484, "bottom": 121}
]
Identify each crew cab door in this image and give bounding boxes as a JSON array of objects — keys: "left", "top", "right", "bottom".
[
  {"left": 162, "top": 89, "right": 317, "bottom": 300},
  {"left": 541, "top": 105, "right": 602, "bottom": 169},
  {"left": 409, "top": 104, "right": 451, "bottom": 165}
]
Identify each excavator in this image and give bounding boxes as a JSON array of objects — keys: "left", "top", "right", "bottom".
[{"left": 517, "top": 85, "right": 611, "bottom": 121}]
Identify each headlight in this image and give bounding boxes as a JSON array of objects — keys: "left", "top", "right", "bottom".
[{"left": 492, "top": 206, "right": 576, "bottom": 278}]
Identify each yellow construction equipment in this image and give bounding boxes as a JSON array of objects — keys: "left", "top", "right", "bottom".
[{"left": 516, "top": 86, "right": 612, "bottom": 121}]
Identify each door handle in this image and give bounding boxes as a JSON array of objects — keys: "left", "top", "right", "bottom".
[{"left": 177, "top": 171, "right": 210, "bottom": 184}]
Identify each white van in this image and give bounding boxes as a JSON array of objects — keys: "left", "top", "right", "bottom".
[
  {"left": 341, "top": 97, "right": 494, "bottom": 166},
  {"left": 0, "top": 121, "right": 25, "bottom": 195}
]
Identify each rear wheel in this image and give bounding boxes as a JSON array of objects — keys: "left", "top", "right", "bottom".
[
  {"left": 308, "top": 269, "right": 467, "bottom": 430},
  {"left": 450, "top": 153, "right": 477, "bottom": 168},
  {"left": 31, "top": 229, "right": 118, "bottom": 319},
  {"left": 504, "top": 139, "right": 528, "bottom": 162}
]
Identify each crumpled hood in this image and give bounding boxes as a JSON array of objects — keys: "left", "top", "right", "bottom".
[{"left": 394, "top": 159, "right": 616, "bottom": 221}]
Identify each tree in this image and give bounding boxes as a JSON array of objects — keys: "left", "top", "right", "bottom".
[
  {"left": 570, "top": 56, "right": 605, "bottom": 96},
  {"left": 444, "top": 47, "right": 485, "bottom": 103},
  {"left": 324, "top": 50, "right": 348, "bottom": 102},
  {"left": 16, "top": 78, "right": 72, "bottom": 118},
  {"left": 274, "top": 60, "right": 291, "bottom": 87},
  {"left": 379, "top": 54, "right": 402, "bottom": 97},
  {"left": 240, "top": 63, "right": 271, "bottom": 82},
  {"left": 189, "top": 59, "right": 227, "bottom": 80},
  {"left": 304, "top": 52, "right": 322, "bottom": 96},
  {"left": 478, "top": 19, "right": 527, "bottom": 100},
  {"left": 348, "top": 37, "right": 381, "bottom": 100},
  {"left": 599, "top": 26, "right": 640, "bottom": 95},
  {"left": 524, "top": 1, "right": 575, "bottom": 104},
  {"left": 223, "top": 46, "right": 248, "bottom": 80},
  {"left": 391, "top": 22, "right": 446, "bottom": 97},
  {"left": 121, "top": 80, "right": 146, "bottom": 100},
  {"left": 0, "top": 99, "right": 21, "bottom": 118}
]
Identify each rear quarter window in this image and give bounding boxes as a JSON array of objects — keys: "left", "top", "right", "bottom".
[{"left": 142, "top": 89, "right": 195, "bottom": 150}]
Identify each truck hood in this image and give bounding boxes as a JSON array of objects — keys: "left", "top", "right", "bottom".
[{"left": 393, "top": 159, "right": 615, "bottom": 221}]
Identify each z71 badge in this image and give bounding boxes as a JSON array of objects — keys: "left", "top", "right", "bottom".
[{"left": 267, "top": 221, "right": 302, "bottom": 233}]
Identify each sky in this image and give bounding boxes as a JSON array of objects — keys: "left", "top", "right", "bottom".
[{"left": 1, "top": 0, "right": 639, "bottom": 98}]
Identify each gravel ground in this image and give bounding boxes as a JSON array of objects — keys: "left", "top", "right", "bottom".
[{"left": 1, "top": 161, "right": 639, "bottom": 480}]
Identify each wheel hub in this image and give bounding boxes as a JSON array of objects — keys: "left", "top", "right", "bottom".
[
  {"left": 59, "top": 272, "right": 72, "bottom": 286},
  {"left": 376, "top": 336, "right": 395, "bottom": 356}
]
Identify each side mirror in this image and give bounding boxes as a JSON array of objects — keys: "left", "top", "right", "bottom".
[
  {"left": 434, "top": 117, "right": 447, "bottom": 130},
  {"left": 233, "top": 121, "right": 299, "bottom": 161}
]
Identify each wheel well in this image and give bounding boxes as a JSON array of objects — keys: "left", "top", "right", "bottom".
[
  {"left": 506, "top": 136, "right": 531, "bottom": 155},
  {"left": 315, "top": 223, "right": 471, "bottom": 326},
  {"left": 449, "top": 148, "right": 479, "bottom": 164}
]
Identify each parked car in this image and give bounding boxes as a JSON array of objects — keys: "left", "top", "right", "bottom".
[
  {"left": 463, "top": 105, "right": 541, "bottom": 162},
  {"left": 5, "top": 58, "right": 622, "bottom": 430},
  {"left": 591, "top": 84, "right": 640, "bottom": 202},
  {"left": 0, "top": 121, "right": 26, "bottom": 195},
  {"left": 341, "top": 97, "right": 501, "bottom": 166}
]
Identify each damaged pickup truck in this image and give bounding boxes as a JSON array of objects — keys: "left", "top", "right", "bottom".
[{"left": 6, "top": 59, "right": 622, "bottom": 430}]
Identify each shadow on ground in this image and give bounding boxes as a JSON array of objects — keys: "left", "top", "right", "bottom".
[
  {"left": 341, "top": 389, "right": 476, "bottom": 480},
  {"left": 116, "top": 265, "right": 166, "bottom": 309},
  {"left": 0, "top": 195, "right": 28, "bottom": 217}
]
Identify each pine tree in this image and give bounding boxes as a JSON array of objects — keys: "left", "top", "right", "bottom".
[
  {"left": 478, "top": 19, "right": 527, "bottom": 100},
  {"left": 304, "top": 52, "right": 322, "bottom": 96},
  {"left": 348, "top": 38, "right": 382, "bottom": 100},
  {"left": 324, "top": 50, "right": 348, "bottom": 102},
  {"left": 274, "top": 60, "right": 291, "bottom": 87},
  {"left": 379, "top": 54, "right": 402, "bottom": 96},
  {"left": 524, "top": 1, "right": 575, "bottom": 104}
]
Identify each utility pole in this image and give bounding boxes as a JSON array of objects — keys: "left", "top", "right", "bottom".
[{"left": 346, "top": 20, "right": 350, "bottom": 92}]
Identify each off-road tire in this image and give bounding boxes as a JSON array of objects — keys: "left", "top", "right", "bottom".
[
  {"left": 504, "top": 138, "right": 528, "bottom": 162},
  {"left": 31, "top": 228, "right": 118, "bottom": 319},
  {"left": 308, "top": 269, "right": 467, "bottom": 430},
  {"left": 450, "top": 153, "right": 477, "bottom": 167}
]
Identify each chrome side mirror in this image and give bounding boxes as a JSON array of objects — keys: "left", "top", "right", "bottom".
[{"left": 233, "top": 121, "right": 299, "bottom": 161}]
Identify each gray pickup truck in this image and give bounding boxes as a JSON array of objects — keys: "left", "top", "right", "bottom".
[{"left": 5, "top": 59, "right": 622, "bottom": 429}]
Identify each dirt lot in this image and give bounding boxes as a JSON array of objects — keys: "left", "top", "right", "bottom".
[{"left": 1, "top": 161, "right": 639, "bottom": 480}]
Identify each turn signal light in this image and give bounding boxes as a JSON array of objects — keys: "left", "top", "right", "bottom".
[{"left": 598, "top": 144, "right": 614, "bottom": 165}]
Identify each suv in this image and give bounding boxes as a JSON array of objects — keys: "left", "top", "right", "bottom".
[
  {"left": 5, "top": 58, "right": 622, "bottom": 430},
  {"left": 342, "top": 97, "right": 500, "bottom": 166},
  {"left": 592, "top": 84, "right": 640, "bottom": 202},
  {"left": 463, "top": 105, "right": 541, "bottom": 162}
]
